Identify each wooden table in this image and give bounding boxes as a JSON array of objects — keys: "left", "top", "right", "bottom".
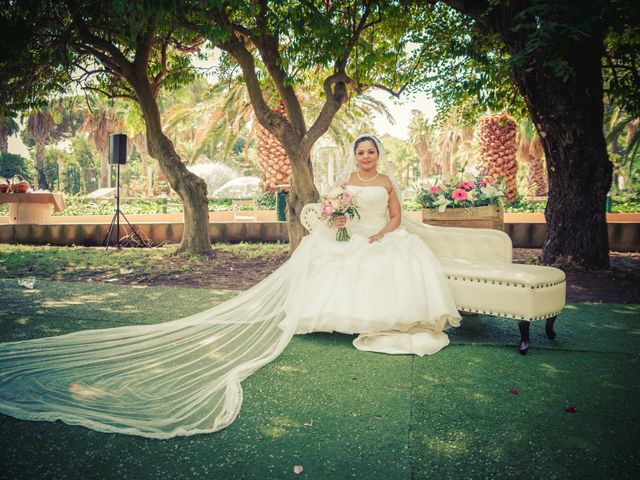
[{"left": 0, "top": 192, "right": 66, "bottom": 224}]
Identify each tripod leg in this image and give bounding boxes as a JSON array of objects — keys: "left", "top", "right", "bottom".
[{"left": 103, "top": 212, "right": 118, "bottom": 250}]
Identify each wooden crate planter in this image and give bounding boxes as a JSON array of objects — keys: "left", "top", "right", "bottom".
[{"left": 422, "top": 205, "right": 504, "bottom": 230}]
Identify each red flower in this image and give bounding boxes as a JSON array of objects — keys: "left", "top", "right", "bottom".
[
  {"left": 510, "top": 389, "right": 519, "bottom": 395},
  {"left": 429, "top": 185, "right": 442, "bottom": 194},
  {"left": 564, "top": 406, "right": 577, "bottom": 413}
]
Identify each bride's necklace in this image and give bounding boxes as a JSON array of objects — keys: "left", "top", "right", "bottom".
[{"left": 357, "top": 169, "right": 379, "bottom": 183}]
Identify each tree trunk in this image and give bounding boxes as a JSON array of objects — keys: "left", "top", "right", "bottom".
[
  {"left": 57, "top": 158, "right": 65, "bottom": 192},
  {"left": 286, "top": 152, "right": 319, "bottom": 251},
  {"left": 100, "top": 152, "right": 109, "bottom": 189},
  {"left": 0, "top": 129, "right": 8, "bottom": 153},
  {"left": 512, "top": 36, "right": 612, "bottom": 269},
  {"left": 134, "top": 80, "right": 212, "bottom": 256},
  {"left": 35, "top": 138, "right": 49, "bottom": 190}
]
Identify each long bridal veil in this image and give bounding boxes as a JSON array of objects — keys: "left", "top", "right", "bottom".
[
  {"left": 0, "top": 261, "right": 297, "bottom": 439},
  {"left": 0, "top": 133, "right": 449, "bottom": 439}
]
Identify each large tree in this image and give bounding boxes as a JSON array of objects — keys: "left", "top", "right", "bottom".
[
  {"left": 0, "top": 0, "right": 212, "bottom": 255},
  {"left": 180, "top": 0, "right": 427, "bottom": 250},
  {"left": 419, "top": 0, "right": 639, "bottom": 269}
]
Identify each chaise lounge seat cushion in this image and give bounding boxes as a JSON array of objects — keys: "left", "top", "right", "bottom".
[{"left": 438, "top": 258, "right": 566, "bottom": 321}]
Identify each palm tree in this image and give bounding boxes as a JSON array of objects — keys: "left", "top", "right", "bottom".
[
  {"left": 605, "top": 105, "right": 640, "bottom": 190},
  {"left": 516, "top": 118, "right": 547, "bottom": 196},
  {"left": 0, "top": 115, "right": 19, "bottom": 153},
  {"left": 26, "top": 108, "right": 55, "bottom": 190},
  {"left": 409, "top": 111, "right": 437, "bottom": 178},
  {"left": 478, "top": 112, "right": 517, "bottom": 204},
  {"left": 80, "top": 94, "right": 126, "bottom": 189},
  {"left": 432, "top": 112, "right": 475, "bottom": 178}
]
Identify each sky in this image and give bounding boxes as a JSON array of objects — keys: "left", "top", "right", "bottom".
[{"left": 367, "top": 90, "right": 437, "bottom": 140}]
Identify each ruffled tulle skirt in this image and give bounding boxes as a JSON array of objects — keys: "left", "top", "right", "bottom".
[{"left": 288, "top": 223, "right": 461, "bottom": 356}]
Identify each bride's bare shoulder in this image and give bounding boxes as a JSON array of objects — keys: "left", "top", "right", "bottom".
[{"left": 378, "top": 174, "right": 394, "bottom": 192}]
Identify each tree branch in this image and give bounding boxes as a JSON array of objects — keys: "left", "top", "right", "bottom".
[
  {"left": 81, "top": 85, "right": 136, "bottom": 101},
  {"left": 69, "top": 10, "right": 134, "bottom": 79},
  {"left": 218, "top": 34, "right": 282, "bottom": 134},
  {"left": 153, "top": 31, "right": 172, "bottom": 89},
  {"left": 71, "top": 42, "right": 124, "bottom": 77},
  {"left": 250, "top": 33, "right": 307, "bottom": 136},
  {"left": 133, "top": 26, "right": 155, "bottom": 88},
  {"left": 336, "top": 2, "right": 376, "bottom": 72},
  {"left": 300, "top": 72, "right": 352, "bottom": 159}
]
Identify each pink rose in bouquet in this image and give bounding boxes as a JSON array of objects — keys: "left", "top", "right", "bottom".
[{"left": 320, "top": 187, "right": 360, "bottom": 242}]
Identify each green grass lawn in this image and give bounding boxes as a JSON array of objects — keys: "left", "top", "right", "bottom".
[{"left": 0, "top": 279, "right": 638, "bottom": 480}]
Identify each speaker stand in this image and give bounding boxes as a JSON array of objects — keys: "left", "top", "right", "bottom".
[{"left": 103, "top": 163, "right": 145, "bottom": 250}]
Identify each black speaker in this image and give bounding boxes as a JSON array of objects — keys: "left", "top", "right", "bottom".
[{"left": 109, "top": 134, "right": 127, "bottom": 165}]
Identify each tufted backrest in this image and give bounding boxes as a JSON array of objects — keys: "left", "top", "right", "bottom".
[
  {"left": 300, "top": 203, "right": 323, "bottom": 233},
  {"left": 300, "top": 203, "right": 513, "bottom": 264}
]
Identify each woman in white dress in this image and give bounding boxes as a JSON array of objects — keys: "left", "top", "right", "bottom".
[
  {"left": 290, "top": 135, "right": 461, "bottom": 353},
  {"left": 0, "top": 134, "right": 461, "bottom": 439}
]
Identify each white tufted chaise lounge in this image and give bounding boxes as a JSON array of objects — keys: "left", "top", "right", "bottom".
[{"left": 300, "top": 204, "right": 566, "bottom": 354}]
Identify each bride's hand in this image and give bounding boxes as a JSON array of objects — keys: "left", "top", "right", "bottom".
[
  {"left": 368, "top": 232, "right": 384, "bottom": 243},
  {"left": 331, "top": 215, "right": 347, "bottom": 228}
]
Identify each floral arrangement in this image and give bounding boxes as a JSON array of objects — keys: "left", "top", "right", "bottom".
[
  {"left": 320, "top": 187, "right": 360, "bottom": 241},
  {"left": 416, "top": 170, "right": 505, "bottom": 213}
]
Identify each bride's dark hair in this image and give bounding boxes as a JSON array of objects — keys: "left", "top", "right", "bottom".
[{"left": 354, "top": 135, "right": 380, "bottom": 154}]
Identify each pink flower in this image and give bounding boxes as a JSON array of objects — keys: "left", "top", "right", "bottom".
[
  {"left": 452, "top": 188, "right": 468, "bottom": 201},
  {"left": 457, "top": 181, "right": 475, "bottom": 190},
  {"left": 429, "top": 185, "right": 442, "bottom": 194},
  {"left": 510, "top": 389, "right": 519, "bottom": 395},
  {"left": 479, "top": 179, "right": 488, "bottom": 186},
  {"left": 343, "top": 191, "right": 352, "bottom": 204},
  {"left": 321, "top": 202, "right": 334, "bottom": 217}
]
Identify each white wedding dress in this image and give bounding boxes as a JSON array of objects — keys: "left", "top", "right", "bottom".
[
  {"left": 290, "top": 184, "right": 460, "bottom": 355},
  {"left": 0, "top": 143, "right": 461, "bottom": 439}
]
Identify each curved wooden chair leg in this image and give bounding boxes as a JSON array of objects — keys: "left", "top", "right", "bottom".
[
  {"left": 518, "top": 320, "right": 530, "bottom": 355},
  {"left": 545, "top": 316, "right": 557, "bottom": 339}
]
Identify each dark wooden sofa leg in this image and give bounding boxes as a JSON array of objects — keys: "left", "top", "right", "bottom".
[
  {"left": 545, "top": 316, "right": 557, "bottom": 339},
  {"left": 518, "top": 320, "right": 530, "bottom": 355}
]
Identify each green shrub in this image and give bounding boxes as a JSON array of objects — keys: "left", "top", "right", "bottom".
[{"left": 0, "top": 152, "right": 34, "bottom": 183}]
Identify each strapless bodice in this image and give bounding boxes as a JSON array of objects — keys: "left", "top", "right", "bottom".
[{"left": 345, "top": 185, "right": 389, "bottom": 235}]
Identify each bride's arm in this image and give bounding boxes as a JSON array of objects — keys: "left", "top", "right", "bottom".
[{"left": 369, "top": 185, "right": 401, "bottom": 243}]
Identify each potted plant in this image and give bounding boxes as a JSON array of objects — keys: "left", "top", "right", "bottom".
[
  {"left": 9, "top": 175, "right": 31, "bottom": 193},
  {"left": 0, "top": 177, "right": 10, "bottom": 193},
  {"left": 415, "top": 168, "right": 506, "bottom": 230}
]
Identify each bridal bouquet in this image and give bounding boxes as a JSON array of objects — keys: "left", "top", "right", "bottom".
[
  {"left": 416, "top": 169, "right": 505, "bottom": 213},
  {"left": 320, "top": 187, "right": 360, "bottom": 242}
]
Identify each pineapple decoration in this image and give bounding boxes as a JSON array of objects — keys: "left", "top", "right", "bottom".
[
  {"left": 478, "top": 113, "right": 518, "bottom": 204},
  {"left": 255, "top": 100, "right": 291, "bottom": 192}
]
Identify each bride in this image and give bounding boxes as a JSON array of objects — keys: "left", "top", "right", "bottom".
[{"left": 0, "top": 134, "right": 461, "bottom": 439}]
